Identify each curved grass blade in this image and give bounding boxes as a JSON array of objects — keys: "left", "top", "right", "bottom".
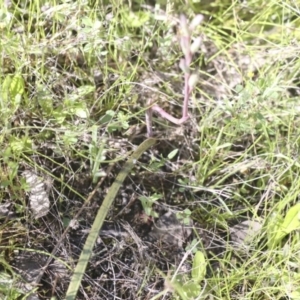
[{"left": 65, "top": 138, "right": 156, "bottom": 300}]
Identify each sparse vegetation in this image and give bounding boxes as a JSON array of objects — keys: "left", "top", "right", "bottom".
[{"left": 1, "top": 0, "right": 300, "bottom": 299}]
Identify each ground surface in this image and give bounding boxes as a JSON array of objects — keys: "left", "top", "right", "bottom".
[{"left": 1, "top": 0, "right": 300, "bottom": 299}]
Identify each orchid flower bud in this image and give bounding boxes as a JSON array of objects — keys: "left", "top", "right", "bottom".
[
  {"left": 191, "top": 36, "right": 202, "bottom": 54},
  {"left": 189, "top": 14, "right": 204, "bottom": 31},
  {"left": 180, "top": 37, "right": 190, "bottom": 56},
  {"left": 179, "top": 58, "right": 189, "bottom": 73},
  {"left": 188, "top": 73, "right": 199, "bottom": 90},
  {"left": 179, "top": 14, "right": 189, "bottom": 37}
]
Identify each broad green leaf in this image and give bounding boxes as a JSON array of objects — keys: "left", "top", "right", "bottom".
[
  {"left": 182, "top": 281, "right": 201, "bottom": 299},
  {"left": 1, "top": 75, "right": 12, "bottom": 102},
  {"left": 172, "top": 274, "right": 201, "bottom": 300},
  {"left": 273, "top": 203, "right": 300, "bottom": 244},
  {"left": 191, "top": 251, "right": 206, "bottom": 283},
  {"left": 1, "top": 74, "right": 24, "bottom": 113},
  {"left": 267, "top": 212, "right": 284, "bottom": 249},
  {"left": 289, "top": 291, "right": 300, "bottom": 300},
  {"left": 171, "top": 274, "right": 189, "bottom": 300},
  {"left": 10, "top": 74, "right": 24, "bottom": 98}
]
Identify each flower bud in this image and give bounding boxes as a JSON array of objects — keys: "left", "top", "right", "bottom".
[
  {"left": 179, "top": 14, "right": 189, "bottom": 36},
  {"left": 189, "top": 14, "right": 204, "bottom": 31},
  {"left": 191, "top": 36, "right": 202, "bottom": 54},
  {"left": 188, "top": 73, "right": 199, "bottom": 90},
  {"left": 179, "top": 59, "right": 189, "bottom": 73}
]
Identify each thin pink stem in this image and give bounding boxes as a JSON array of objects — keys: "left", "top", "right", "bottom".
[
  {"left": 145, "top": 15, "right": 201, "bottom": 137},
  {"left": 152, "top": 104, "right": 189, "bottom": 124},
  {"left": 182, "top": 72, "right": 190, "bottom": 119}
]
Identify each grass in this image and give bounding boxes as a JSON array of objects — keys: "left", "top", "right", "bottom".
[{"left": 1, "top": 0, "right": 300, "bottom": 299}]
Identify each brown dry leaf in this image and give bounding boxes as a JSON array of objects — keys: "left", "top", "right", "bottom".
[{"left": 22, "top": 170, "right": 51, "bottom": 219}]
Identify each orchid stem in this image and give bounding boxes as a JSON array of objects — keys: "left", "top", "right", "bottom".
[{"left": 145, "top": 14, "right": 203, "bottom": 137}]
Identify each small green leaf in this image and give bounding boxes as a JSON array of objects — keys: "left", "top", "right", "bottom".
[
  {"left": 9, "top": 136, "right": 33, "bottom": 154},
  {"left": 74, "top": 106, "right": 89, "bottom": 118},
  {"left": 63, "top": 217, "right": 71, "bottom": 228},
  {"left": 81, "top": 16, "right": 94, "bottom": 28},
  {"left": 183, "top": 208, "right": 192, "bottom": 215},
  {"left": 117, "top": 111, "right": 129, "bottom": 129},
  {"left": 99, "top": 110, "right": 115, "bottom": 125},
  {"left": 63, "top": 131, "right": 78, "bottom": 145},
  {"left": 191, "top": 251, "right": 206, "bottom": 283},
  {"left": 168, "top": 149, "right": 178, "bottom": 159},
  {"left": 123, "top": 11, "right": 150, "bottom": 27},
  {"left": 186, "top": 238, "right": 199, "bottom": 253},
  {"left": 235, "top": 84, "right": 244, "bottom": 93},
  {"left": 53, "top": 106, "right": 67, "bottom": 124},
  {"left": 138, "top": 194, "right": 162, "bottom": 216}
]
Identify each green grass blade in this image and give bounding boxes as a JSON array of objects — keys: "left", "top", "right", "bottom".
[{"left": 65, "top": 138, "right": 156, "bottom": 300}]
